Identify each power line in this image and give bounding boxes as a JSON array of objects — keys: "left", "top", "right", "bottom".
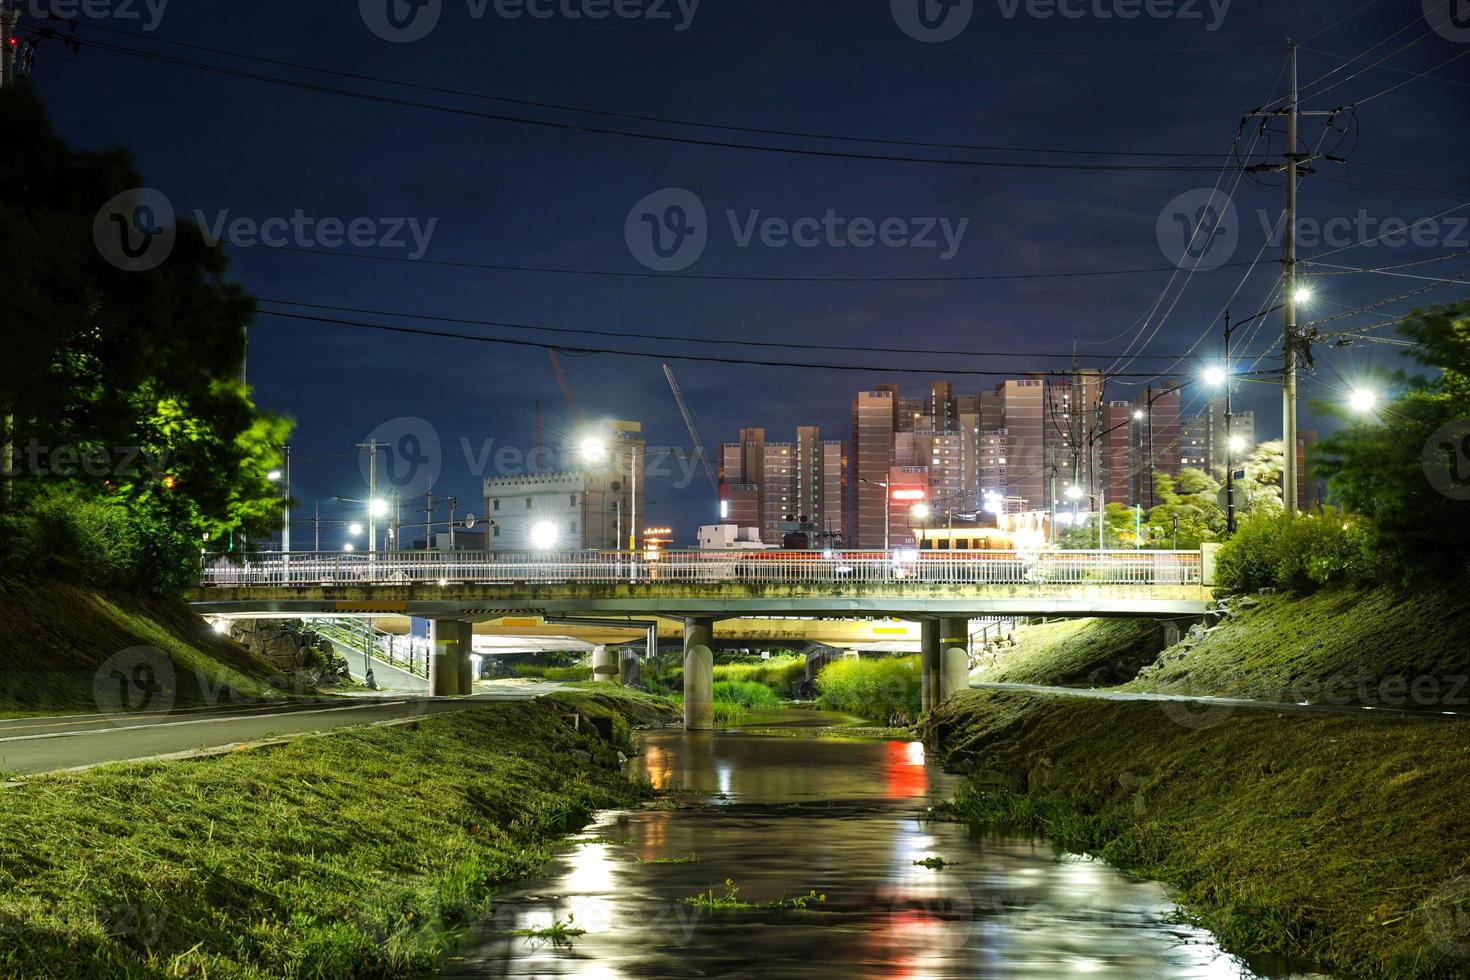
[
  {"left": 252, "top": 307, "right": 1281, "bottom": 378},
  {"left": 255, "top": 297, "right": 1227, "bottom": 361},
  {"left": 42, "top": 19, "right": 1232, "bottom": 161},
  {"left": 16, "top": 27, "right": 1257, "bottom": 173},
  {"left": 243, "top": 241, "right": 1265, "bottom": 284}
]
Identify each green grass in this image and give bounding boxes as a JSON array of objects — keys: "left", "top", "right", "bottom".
[
  {"left": 710, "top": 679, "right": 781, "bottom": 709},
  {"left": 924, "top": 689, "right": 1470, "bottom": 978},
  {"left": 506, "top": 913, "right": 586, "bottom": 947},
  {"left": 815, "top": 655, "right": 921, "bottom": 724},
  {"left": 712, "top": 656, "right": 808, "bottom": 697},
  {"left": 0, "top": 689, "right": 676, "bottom": 977},
  {"left": 1126, "top": 577, "right": 1470, "bottom": 706},
  {"left": 0, "top": 578, "right": 288, "bottom": 716},
  {"left": 975, "top": 618, "right": 1165, "bottom": 687},
  {"left": 683, "top": 879, "right": 826, "bottom": 912},
  {"left": 510, "top": 663, "right": 593, "bottom": 681}
]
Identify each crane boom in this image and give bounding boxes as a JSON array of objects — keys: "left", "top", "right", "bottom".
[
  {"left": 662, "top": 364, "right": 718, "bottom": 494},
  {"left": 546, "top": 348, "right": 582, "bottom": 423}
]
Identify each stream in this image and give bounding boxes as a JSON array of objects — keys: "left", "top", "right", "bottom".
[{"left": 446, "top": 708, "right": 1315, "bottom": 978}]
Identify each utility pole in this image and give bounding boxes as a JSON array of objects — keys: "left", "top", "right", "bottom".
[
  {"left": 314, "top": 501, "right": 320, "bottom": 552},
  {"left": 1, "top": 2, "right": 19, "bottom": 89},
  {"left": 281, "top": 444, "right": 291, "bottom": 554},
  {"left": 1282, "top": 41, "right": 1301, "bottom": 516},
  {"left": 1244, "top": 42, "right": 1335, "bottom": 515},
  {"left": 357, "top": 440, "right": 383, "bottom": 557},
  {"left": 1224, "top": 311, "right": 1239, "bottom": 534}
]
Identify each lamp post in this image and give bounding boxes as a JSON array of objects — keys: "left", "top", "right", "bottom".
[{"left": 1065, "top": 486, "right": 1106, "bottom": 551}]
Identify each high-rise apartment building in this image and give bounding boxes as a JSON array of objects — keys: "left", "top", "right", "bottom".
[
  {"left": 851, "top": 387, "right": 898, "bottom": 547},
  {"left": 721, "top": 425, "right": 846, "bottom": 545}
]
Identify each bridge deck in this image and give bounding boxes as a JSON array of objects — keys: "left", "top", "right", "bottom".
[{"left": 192, "top": 550, "right": 1211, "bottom": 620}]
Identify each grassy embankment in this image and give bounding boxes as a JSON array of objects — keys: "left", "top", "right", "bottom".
[
  {"left": 0, "top": 578, "right": 286, "bottom": 717},
  {"left": 926, "top": 577, "right": 1470, "bottom": 978},
  {"left": 0, "top": 688, "right": 676, "bottom": 978}
]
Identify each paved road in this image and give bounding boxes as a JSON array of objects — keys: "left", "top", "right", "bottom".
[
  {"left": 970, "top": 681, "right": 1470, "bottom": 722},
  {"left": 0, "top": 681, "right": 560, "bottom": 776}
]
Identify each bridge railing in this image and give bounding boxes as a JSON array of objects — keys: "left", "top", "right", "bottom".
[{"left": 198, "top": 549, "right": 1201, "bottom": 588}]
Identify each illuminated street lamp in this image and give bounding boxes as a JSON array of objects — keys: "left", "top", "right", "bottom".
[
  {"left": 369, "top": 498, "right": 389, "bottom": 517},
  {"left": 343, "top": 542, "right": 355, "bottom": 552},
  {"left": 1348, "top": 388, "right": 1379, "bottom": 414},
  {"left": 348, "top": 522, "right": 363, "bottom": 536},
  {"left": 910, "top": 501, "right": 932, "bottom": 521},
  {"left": 1293, "top": 284, "right": 1314, "bottom": 304},
  {"left": 1201, "top": 364, "right": 1229, "bottom": 388},
  {"left": 530, "top": 520, "right": 560, "bottom": 551},
  {"left": 1228, "top": 434, "right": 1249, "bottom": 453}
]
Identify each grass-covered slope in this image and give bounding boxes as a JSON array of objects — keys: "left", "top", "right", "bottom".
[
  {"left": 975, "top": 618, "right": 1165, "bottom": 687},
  {"left": 1127, "top": 579, "right": 1470, "bottom": 706},
  {"left": 0, "top": 689, "right": 677, "bottom": 978},
  {"left": 925, "top": 690, "right": 1470, "bottom": 978},
  {"left": 0, "top": 578, "right": 285, "bottom": 716}
]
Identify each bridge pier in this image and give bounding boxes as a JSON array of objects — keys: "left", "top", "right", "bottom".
[
  {"left": 429, "top": 619, "right": 472, "bottom": 697},
  {"left": 1159, "top": 617, "right": 1204, "bottom": 647},
  {"left": 939, "top": 617, "right": 970, "bottom": 702},
  {"left": 920, "top": 620, "right": 941, "bottom": 712},
  {"left": 683, "top": 617, "right": 715, "bottom": 731},
  {"left": 619, "top": 648, "right": 641, "bottom": 687},
  {"left": 591, "top": 644, "right": 619, "bottom": 684}
]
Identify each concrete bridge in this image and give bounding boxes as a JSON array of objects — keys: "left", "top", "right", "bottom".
[{"left": 192, "top": 549, "right": 1213, "bottom": 729}]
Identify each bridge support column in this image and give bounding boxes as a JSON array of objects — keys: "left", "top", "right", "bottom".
[
  {"left": 619, "top": 648, "right": 641, "bottom": 687},
  {"left": 429, "top": 620, "right": 470, "bottom": 697},
  {"left": 591, "top": 644, "right": 619, "bottom": 684},
  {"left": 920, "top": 620, "right": 941, "bottom": 713},
  {"left": 1159, "top": 617, "right": 1203, "bottom": 648},
  {"left": 939, "top": 617, "right": 970, "bottom": 703},
  {"left": 683, "top": 617, "right": 715, "bottom": 731}
]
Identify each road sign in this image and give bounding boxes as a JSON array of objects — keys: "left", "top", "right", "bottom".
[
  {"left": 1217, "top": 487, "right": 1244, "bottom": 511},
  {"left": 463, "top": 513, "right": 476, "bottom": 529}
]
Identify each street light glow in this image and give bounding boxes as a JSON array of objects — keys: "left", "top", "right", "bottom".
[
  {"left": 1132, "top": 409, "right": 1145, "bottom": 421},
  {"left": 1228, "top": 435, "right": 1249, "bottom": 452},
  {"left": 1348, "top": 388, "right": 1379, "bottom": 413},
  {"left": 1065, "top": 485, "right": 1084, "bottom": 500},
  {"left": 266, "top": 469, "right": 283, "bottom": 482},
  {"left": 369, "top": 498, "right": 389, "bottom": 517},
  {"left": 348, "top": 522, "right": 363, "bottom": 535},
  {"left": 578, "top": 434, "right": 608, "bottom": 462},
  {"left": 1201, "top": 365, "right": 1228, "bottom": 388},
  {"left": 1293, "top": 285, "right": 1314, "bottom": 304},
  {"left": 910, "top": 502, "right": 931, "bottom": 520},
  {"left": 342, "top": 542, "right": 355, "bottom": 552},
  {"left": 530, "top": 520, "right": 560, "bottom": 550}
]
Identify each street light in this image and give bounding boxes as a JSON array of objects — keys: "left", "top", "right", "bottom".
[
  {"left": 1228, "top": 434, "right": 1248, "bottom": 453},
  {"left": 910, "top": 501, "right": 932, "bottom": 521},
  {"left": 1065, "top": 485, "right": 1106, "bottom": 551},
  {"left": 1348, "top": 388, "right": 1379, "bottom": 414},
  {"left": 343, "top": 542, "right": 355, "bottom": 552},
  {"left": 1292, "top": 284, "right": 1314, "bottom": 304},
  {"left": 578, "top": 434, "right": 609, "bottom": 463},
  {"left": 530, "top": 520, "right": 560, "bottom": 550},
  {"left": 369, "top": 498, "right": 389, "bottom": 517},
  {"left": 348, "top": 522, "right": 363, "bottom": 536},
  {"left": 266, "top": 469, "right": 283, "bottom": 482},
  {"left": 1201, "top": 365, "right": 1229, "bottom": 388}
]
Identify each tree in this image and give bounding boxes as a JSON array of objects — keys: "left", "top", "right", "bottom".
[
  {"left": 1313, "top": 301, "right": 1470, "bottom": 578},
  {"left": 0, "top": 84, "right": 290, "bottom": 592}
]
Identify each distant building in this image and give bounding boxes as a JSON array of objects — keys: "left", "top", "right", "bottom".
[{"left": 723, "top": 425, "right": 846, "bottom": 547}]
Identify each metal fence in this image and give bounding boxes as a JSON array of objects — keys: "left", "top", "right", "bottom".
[{"left": 200, "top": 549, "right": 1201, "bottom": 588}]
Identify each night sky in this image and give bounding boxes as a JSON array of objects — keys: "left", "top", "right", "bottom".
[{"left": 26, "top": 0, "right": 1470, "bottom": 544}]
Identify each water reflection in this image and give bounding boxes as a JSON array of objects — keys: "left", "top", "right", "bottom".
[{"left": 449, "top": 715, "right": 1313, "bottom": 978}]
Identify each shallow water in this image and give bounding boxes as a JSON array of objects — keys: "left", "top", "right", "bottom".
[{"left": 447, "top": 710, "right": 1314, "bottom": 978}]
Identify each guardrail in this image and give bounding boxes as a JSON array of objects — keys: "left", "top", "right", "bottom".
[
  {"left": 311, "top": 617, "right": 428, "bottom": 678},
  {"left": 200, "top": 549, "right": 1201, "bottom": 588}
]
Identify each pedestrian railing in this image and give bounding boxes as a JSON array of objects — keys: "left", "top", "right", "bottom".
[
  {"left": 199, "top": 549, "right": 1201, "bottom": 589},
  {"left": 310, "top": 617, "right": 429, "bottom": 678}
]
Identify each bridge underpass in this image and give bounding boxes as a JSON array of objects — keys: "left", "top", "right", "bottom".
[{"left": 193, "top": 549, "right": 1214, "bottom": 729}]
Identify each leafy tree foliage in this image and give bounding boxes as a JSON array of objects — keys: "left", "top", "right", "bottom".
[
  {"left": 1312, "top": 301, "right": 1470, "bottom": 579},
  {"left": 0, "top": 85, "right": 290, "bottom": 593}
]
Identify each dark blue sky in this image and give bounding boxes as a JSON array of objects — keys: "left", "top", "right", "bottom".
[{"left": 27, "top": 0, "right": 1470, "bottom": 544}]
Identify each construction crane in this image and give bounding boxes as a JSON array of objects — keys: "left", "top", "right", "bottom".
[
  {"left": 662, "top": 364, "right": 719, "bottom": 495},
  {"left": 546, "top": 348, "right": 582, "bottom": 424}
]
